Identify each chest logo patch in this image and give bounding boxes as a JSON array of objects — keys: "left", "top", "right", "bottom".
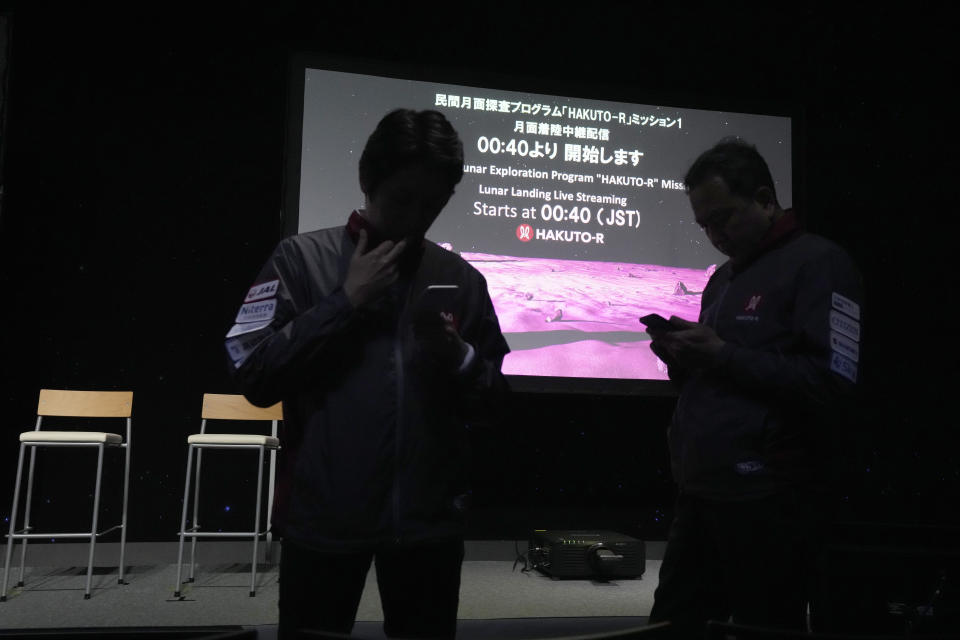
[{"left": 744, "top": 295, "right": 762, "bottom": 312}]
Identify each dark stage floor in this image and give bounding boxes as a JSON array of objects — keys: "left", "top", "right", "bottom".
[{"left": 0, "top": 541, "right": 663, "bottom": 639}]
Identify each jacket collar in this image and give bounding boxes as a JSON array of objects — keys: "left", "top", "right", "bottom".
[{"left": 731, "top": 208, "right": 802, "bottom": 273}]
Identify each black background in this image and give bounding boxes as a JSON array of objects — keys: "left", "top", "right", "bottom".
[{"left": 0, "top": 4, "right": 953, "bottom": 543}]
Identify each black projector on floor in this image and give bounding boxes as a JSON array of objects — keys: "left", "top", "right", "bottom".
[{"left": 528, "top": 530, "right": 646, "bottom": 579}]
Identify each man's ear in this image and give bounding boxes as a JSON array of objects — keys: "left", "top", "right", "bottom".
[{"left": 360, "top": 185, "right": 375, "bottom": 211}]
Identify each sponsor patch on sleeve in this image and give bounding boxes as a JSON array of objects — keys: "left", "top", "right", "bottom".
[
  {"left": 226, "top": 331, "right": 269, "bottom": 368},
  {"left": 735, "top": 460, "right": 766, "bottom": 475},
  {"left": 830, "top": 351, "right": 858, "bottom": 383},
  {"left": 225, "top": 320, "right": 272, "bottom": 339},
  {"left": 830, "top": 330, "right": 860, "bottom": 362},
  {"left": 245, "top": 279, "right": 280, "bottom": 303},
  {"left": 829, "top": 310, "right": 861, "bottom": 342},
  {"left": 236, "top": 298, "right": 277, "bottom": 324},
  {"left": 832, "top": 292, "right": 860, "bottom": 320}
]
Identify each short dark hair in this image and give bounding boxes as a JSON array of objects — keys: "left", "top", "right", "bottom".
[
  {"left": 359, "top": 109, "right": 464, "bottom": 197},
  {"left": 684, "top": 138, "right": 778, "bottom": 204}
]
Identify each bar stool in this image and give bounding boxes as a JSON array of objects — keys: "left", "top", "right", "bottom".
[
  {"left": 2, "top": 389, "right": 133, "bottom": 601},
  {"left": 174, "top": 393, "right": 281, "bottom": 598}
]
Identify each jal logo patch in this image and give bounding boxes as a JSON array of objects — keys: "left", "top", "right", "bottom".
[
  {"left": 245, "top": 279, "right": 279, "bottom": 303},
  {"left": 236, "top": 298, "right": 277, "bottom": 324},
  {"left": 745, "top": 295, "right": 762, "bottom": 312}
]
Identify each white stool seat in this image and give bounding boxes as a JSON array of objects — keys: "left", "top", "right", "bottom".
[
  {"left": 187, "top": 434, "right": 279, "bottom": 447},
  {"left": 20, "top": 431, "right": 123, "bottom": 444}
]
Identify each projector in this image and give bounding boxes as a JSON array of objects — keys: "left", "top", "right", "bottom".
[{"left": 528, "top": 530, "right": 645, "bottom": 579}]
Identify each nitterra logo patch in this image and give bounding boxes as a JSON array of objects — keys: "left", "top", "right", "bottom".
[{"left": 236, "top": 299, "right": 277, "bottom": 324}]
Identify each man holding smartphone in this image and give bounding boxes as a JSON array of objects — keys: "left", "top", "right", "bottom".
[
  {"left": 646, "top": 139, "right": 863, "bottom": 636},
  {"left": 226, "top": 109, "right": 509, "bottom": 639}
]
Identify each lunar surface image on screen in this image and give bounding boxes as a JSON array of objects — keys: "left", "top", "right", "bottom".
[{"left": 458, "top": 251, "right": 715, "bottom": 380}]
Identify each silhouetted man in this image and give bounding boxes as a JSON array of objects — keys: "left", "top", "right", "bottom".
[
  {"left": 647, "top": 139, "right": 862, "bottom": 636},
  {"left": 226, "top": 109, "right": 509, "bottom": 639}
]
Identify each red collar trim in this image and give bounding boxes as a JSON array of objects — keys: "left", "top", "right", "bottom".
[
  {"left": 346, "top": 210, "right": 387, "bottom": 246},
  {"left": 757, "top": 208, "right": 800, "bottom": 252},
  {"left": 344, "top": 210, "right": 425, "bottom": 273}
]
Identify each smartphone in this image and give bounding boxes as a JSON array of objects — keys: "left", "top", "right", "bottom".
[
  {"left": 639, "top": 313, "right": 676, "bottom": 332},
  {"left": 414, "top": 285, "right": 460, "bottom": 329},
  {"left": 418, "top": 284, "right": 459, "bottom": 312}
]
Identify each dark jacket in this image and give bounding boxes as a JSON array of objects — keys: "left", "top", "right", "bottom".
[
  {"left": 667, "top": 212, "right": 863, "bottom": 500},
  {"left": 225, "top": 222, "right": 509, "bottom": 550}
]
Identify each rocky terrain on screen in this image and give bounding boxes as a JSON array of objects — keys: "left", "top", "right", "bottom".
[{"left": 461, "top": 252, "right": 716, "bottom": 380}]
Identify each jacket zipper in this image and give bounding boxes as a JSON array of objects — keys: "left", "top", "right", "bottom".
[
  {"left": 676, "top": 279, "right": 731, "bottom": 421},
  {"left": 706, "top": 280, "right": 731, "bottom": 329}
]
